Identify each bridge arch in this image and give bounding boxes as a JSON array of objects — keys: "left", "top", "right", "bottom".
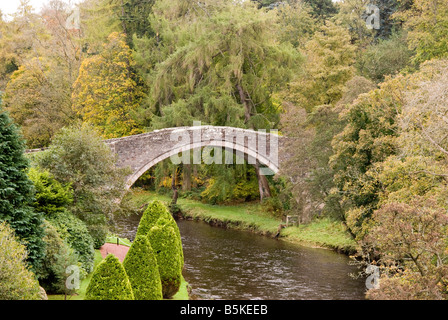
[{"left": 104, "top": 126, "right": 280, "bottom": 189}]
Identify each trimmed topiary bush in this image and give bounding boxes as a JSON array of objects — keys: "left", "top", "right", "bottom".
[
  {"left": 85, "top": 254, "right": 134, "bottom": 300},
  {"left": 147, "top": 224, "right": 183, "bottom": 299},
  {"left": 123, "top": 235, "right": 163, "bottom": 300},
  {"left": 155, "top": 215, "right": 184, "bottom": 265},
  {"left": 135, "top": 200, "right": 171, "bottom": 238}
]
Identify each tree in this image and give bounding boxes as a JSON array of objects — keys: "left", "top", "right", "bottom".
[
  {"left": 3, "top": 57, "right": 75, "bottom": 148},
  {"left": 395, "top": 0, "right": 448, "bottom": 64},
  {"left": 148, "top": 224, "right": 183, "bottom": 299},
  {"left": 135, "top": 200, "right": 171, "bottom": 238},
  {"left": 37, "top": 220, "right": 80, "bottom": 294},
  {"left": 356, "top": 31, "right": 413, "bottom": 83},
  {"left": 0, "top": 221, "right": 42, "bottom": 300},
  {"left": 72, "top": 32, "right": 145, "bottom": 139},
  {"left": 123, "top": 235, "right": 163, "bottom": 300},
  {"left": 35, "top": 124, "right": 130, "bottom": 248},
  {"left": 286, "top": 20, "right": 356, "bottom": 111},
  {"left": 363, "top": 199, "right": 448, "bottom": 300},
  {"left": 85, "top": 254, "right": 134, "bottom": 300},
  {"left": 138, "top": 0, "right": 300, "bottom": 201},
  {"left": 0, "top": 107, "right": 45, "bottom": 273},
  {"left": 303, "top": 0, "right": 338, "bottom": 21},
  {"left": 329, "top": 77, "right": 404, "bottom": 238}
]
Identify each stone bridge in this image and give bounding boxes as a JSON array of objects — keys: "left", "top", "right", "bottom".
[{"left": 27, "top": 126, "right": 285, "bottom": 189}]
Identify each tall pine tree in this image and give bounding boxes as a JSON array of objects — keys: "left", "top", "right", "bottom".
[{"left": 0, "top": 107, "right": 45, "bottom": 273}]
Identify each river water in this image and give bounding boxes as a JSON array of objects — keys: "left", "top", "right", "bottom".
[{"left": 112, "top": 214, "right": 367, "bottom": 300}]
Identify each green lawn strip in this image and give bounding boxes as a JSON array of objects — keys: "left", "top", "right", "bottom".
[
  {"left": 105, "top": 235, "right": 132, "bottom": 247},
  {"left": 171, "top": 276, "right": 190, "bottom": 300},
  {"left": 280, "top": 218, "right": 359, "bottom": 254}
]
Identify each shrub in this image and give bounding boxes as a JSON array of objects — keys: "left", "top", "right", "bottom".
[
  {"left": 123, "top": 235, "right": 163, "bottom": 300},
  {"left": 148, "top": 224, "right": 183, "bottom": 299},
  {"left": 85, "top": 254, "right": 134, "bottom": 300},
  {"left": 0, "top": 221, "right": 42, "bottom": 300},
  {"left": 28, "top": 167, "right": 73, "bottom": 217},
  {"left": 37, "top": 220, "right": 79, "bottom": 294},
  {"left": 48, "top": 210, "right": 95, "bottom": 273},
  {"left": 135, "top": 200, "right": 171, "bottom": 238}
]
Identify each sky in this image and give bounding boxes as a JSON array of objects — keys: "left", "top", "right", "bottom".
[{"left": 0, "top": 0, "right": 81, "bottom": 17}]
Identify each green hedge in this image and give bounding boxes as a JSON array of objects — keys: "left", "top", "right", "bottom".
[
  {"left": 85, "top": 254, "right": 134, "bottom": 300},
  {"left": 148, "top": 224, "right": 183, "bottom": 299},
  {"left": 123, "top": 235, "right": 163, "bottom": 300},
  {"left": 135, "top": 200, "right": 171, "bottom": 238}
]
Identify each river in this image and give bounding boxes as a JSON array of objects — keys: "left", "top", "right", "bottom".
[{"left": 112, "top": 214, "right": 367, "bottom": 300}]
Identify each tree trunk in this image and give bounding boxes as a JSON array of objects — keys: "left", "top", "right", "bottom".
[
  {"left": 171, "top": 167, "right": 178, "bottom": 205},
  {"left": 182, "top": 163, "right": 192, "bottom": 191},
  {"left": 192, "top": 164, "right": 198, "bottom": 188},
  {"left": 255, "top": 160, "right": 271, "bottom": 201},
  {"left": 236, "top": 82, "right": 271, "bottom": 201}
]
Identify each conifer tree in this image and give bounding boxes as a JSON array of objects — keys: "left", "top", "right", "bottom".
[
  {"left": 0, "top": 107, "right": 45, "bottom": 273},
  {"left": 85, "top": 254, "right": 134, "bottom": 300},
  {"left": 148, "top": 224, "right": 183, "bottom": 299},
  {"left": 123, "top": 235, "right": 163, "bottom": 300}
]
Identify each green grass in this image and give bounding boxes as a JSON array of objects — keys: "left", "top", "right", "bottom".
[{"left": 280, "top": 217, "right": 359, "bottom": 254}]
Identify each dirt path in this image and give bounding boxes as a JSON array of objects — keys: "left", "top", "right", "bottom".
[{"left": 99, "top": 243, "right": 130, "bottom": 262}]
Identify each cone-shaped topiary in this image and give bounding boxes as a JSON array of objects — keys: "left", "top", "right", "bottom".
[
  {"left": 155, "top": 215, "right": 184, "bottom": 266},
  {"left": 135, "top": 200, "right": 171, "bottom": 238},
  {"left": 123, "top": 235, "right": 163, "bottom": 300},
  {"left": 85, "top": 254, "right": 134, "bottom": 300},
  {"left": 148, "top": 224, "right": 183, "bottom": 299}
]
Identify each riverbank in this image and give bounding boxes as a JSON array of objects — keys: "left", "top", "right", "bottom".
[{"left": 126, "top": 189, "right": 360, "bottom": 255}]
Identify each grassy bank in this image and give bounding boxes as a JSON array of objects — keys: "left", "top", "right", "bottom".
[{"left": 127, "top": 189, "right": 359, "bottom": 255}]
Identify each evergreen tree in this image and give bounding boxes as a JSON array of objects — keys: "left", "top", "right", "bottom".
[
  {"left": 0, "top": 107, "right": 45, "bottom": 273},
  {"left": 135, "top": 200, "right": 170, "bottom": 238},
  {"left": 148, "top": 224, "right": 183, "bottom": 299},
  {"left": 123, "top": 235, "right": 163, "bottom": 300},
  {"left": 85, "top": 254, "right": 134, "bottom": 300}
]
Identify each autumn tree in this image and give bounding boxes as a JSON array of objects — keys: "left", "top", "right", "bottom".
[
  {"left": 72, "top": 32, "right": 145, "bottom": 138},
  {"left": 395, "top": 0, "right": 448, "bottom": 64},
  {"left": 363, "top": 199, "right": 448, "bottom": 300},
  {"left": 3, "top": 57, "right": 75, "bottom": 147}
]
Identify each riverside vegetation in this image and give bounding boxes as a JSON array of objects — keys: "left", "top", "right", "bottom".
[{"left": 1, "top": 0, "right": 448, "bottom": 300}]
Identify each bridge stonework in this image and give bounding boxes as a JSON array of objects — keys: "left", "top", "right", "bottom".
[
  {"left": 104, "top": 126, "right": 284, "bottom": 189},
  {"left": 26, "top": 126, "right": 285, "bottom": 189}
]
